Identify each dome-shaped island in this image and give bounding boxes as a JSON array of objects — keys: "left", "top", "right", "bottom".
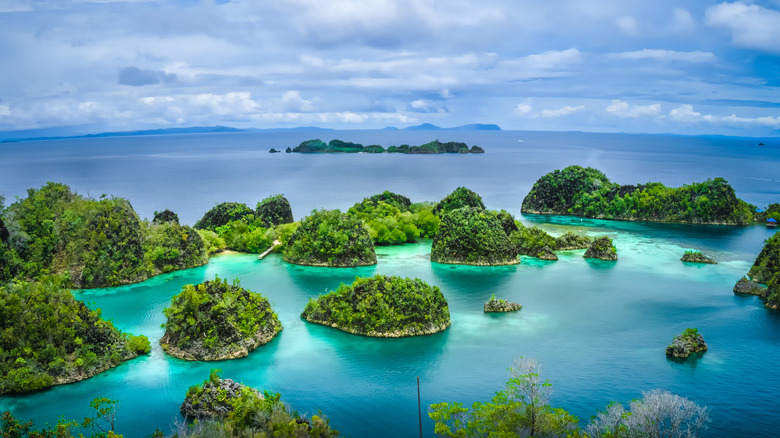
[
  {"left": 160, "top": 277, "right": 282, "bottom": 361},
  {"left": 301, "top": 275, "right": 450, "bottom": 337},
  {"left": 283, "top": 209, "right": 377, "bottom": 267}
]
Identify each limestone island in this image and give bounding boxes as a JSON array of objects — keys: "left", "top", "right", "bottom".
[
  {"left": 521, "top": 165, "right": 758, "bottom": 225},
  {"left": 510, "top": 226, "right": 592, "bottom": 261},
  {"left": 0, "top": 280, "right": 150, "bottom": 395},
  {"left": 484, "top": 294, "right": 522, "bottom": 313},
  {"left": 733, "top": 233, "right": 780, "bottom": 309},
  {"left": 292, "top": 138, "right": 485, "bottom": 154},
  {"left": 681, "top": 250, "right": 716, "bottom": 264},
  {"left": 432, "top": 207, "right": 519, "bottom": 265},
  {"left": 583, "top": 236, "right": 618, "bottom": 261},
  {"left": 301, "top": 275, "right": 451, "bottom": 337},
  {"left": 160, "top": 277, "right": 282, "bottom": 361},
  {"left": 665, "top": 328, "right": 708, "bottom": 358},
  {"left": 284, "top": 209, "right": 377, "bottom": 267},
  {"left": 181, "top": 370, "right": 338, "bottom": 436},
  {"left": 346, "top": 191, "right": 439, "bottom": 246},
  {"left": 0, "top": 182, "right": 207, "bottom": 288}
]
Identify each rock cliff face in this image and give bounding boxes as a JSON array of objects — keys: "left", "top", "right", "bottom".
[
  {"left": 160, "top": 278, "right": 282, "bottom": 361},
  {"left": 484, "top": 297, "right": 522, "bottom": 313},
  {"left": 665, "top": 329, "right": 707, "bottom": 358},
  {"left": 733, "top": 277, "right": 767, "bottom": 296},
  {"left": 583, "top": 236, "right": 618, "bottom": 261},
  {"left": 681, "top": 251, "right": 716, "bottom": 264},
  {"left": 735, "top": 233, "right": 780, "bottom": 309},
  {"left": 181, "top": 374, "right": 263, "bottom": 419}
]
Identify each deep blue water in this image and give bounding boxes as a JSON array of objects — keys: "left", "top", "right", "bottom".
[{"left": 0, "top": 130, "right": 779, "bottom": 437}]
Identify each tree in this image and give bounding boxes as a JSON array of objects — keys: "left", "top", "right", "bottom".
[{"left": 587, "top": 389, "right": 710, "bottom": 438}]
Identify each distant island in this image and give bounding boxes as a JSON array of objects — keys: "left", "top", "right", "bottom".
[
  {"left": 292, "top": 139, "right": 485, "bottom": 154},
  {"left": 301, "top": 275, "right": 450, "bottom": 337},
  {"left": 522, "top": 165, "right": 758, "bottom": 225}
]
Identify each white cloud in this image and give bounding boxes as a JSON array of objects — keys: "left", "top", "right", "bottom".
[
  {"left": 0, "top": 105, "right": 10, "bottom": 117},
  {"left": 706, "top": 2, "right": 780, "bottom": 52},
  {"left": 281, "top": 90, "right": 315, "bottom": 112},
  {"left": 615, "top": 49, "right": 716, "bottom": 63},
  {"left": 606, "top": 100, "right": 661, "bottom": 118},
  {"left": 668, "top": 104, "right": 780, "bottom": 127},
  {"left": 671, "top": 8, "right": 695, "bottom": 33},
  {"left": 514, "top": 103, "right": 533, "bottom": 116},
  {"left": 541, "top": 105, "right": 585, "bottom": 118},
  {"left": 615, "top": 15, "right": 640, "bottom": 36}
]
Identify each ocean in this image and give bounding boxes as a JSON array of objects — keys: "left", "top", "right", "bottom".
[{"left": 0, "top": 130, "right": 779, "bottom": 437}]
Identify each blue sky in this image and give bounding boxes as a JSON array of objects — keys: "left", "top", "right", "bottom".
[{"left": 1, "top": 0, "right": 779, "bottom": 136}]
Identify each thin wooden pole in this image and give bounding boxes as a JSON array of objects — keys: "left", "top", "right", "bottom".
[{"left": 417, "top": 376, "right": 423, "bottom": 438}]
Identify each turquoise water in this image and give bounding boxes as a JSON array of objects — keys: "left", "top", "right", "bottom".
[{"left": 1, "top": 217, "right": 777, "bottom": 437}]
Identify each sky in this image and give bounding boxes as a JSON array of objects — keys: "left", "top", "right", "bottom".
[{"left": 1, "top": 0, "right": 779, "bottom": 136}]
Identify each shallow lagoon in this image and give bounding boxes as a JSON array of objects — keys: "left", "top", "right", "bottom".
[{"left": 2, "top": 216, "right": 778, "bottom": 437}]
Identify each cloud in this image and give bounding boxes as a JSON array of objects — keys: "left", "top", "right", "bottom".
[
  {"left": 615, "top": 16, "right": 640, "bottom": 36},
  {"left": 540, "top": 105, "right": 585, "bottom": 118},
  {"left": 706, "top": 2, "right": 780, "bottom": 52},
  {"left": 281, "top": 90, "right": 315, "bottom": 112},
  {"left": 118, "top": 67, "right": 177, "bottom": 86},
  {"left": 0, "top": 104, "right": 10, "bottom": 117},
  {"left": 671, "top": 8, "right": 695, "bottom": 33},
  {"left": 606, "top": 100, "right": 661, "bottom": 118},
  {"left": 668, "top": 104, "right": 780, "bottom": 127},
  {"left": 514, "top": 103, "right": 533, "bottom": 116},
  {"left": 615, "top": 49, "right": 716, "bottom": 63}
]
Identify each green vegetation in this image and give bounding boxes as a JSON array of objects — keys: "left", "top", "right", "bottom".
[
  {"left": 179, "top": 370, "right": 338, "bottom": 437},
  {"left": 431, "top": 358, "right": 710, "bottom": 437},
  {"left": 160, "top": 277, "right": 282, "bottom": 361},
  {"left": 509, "top": 223, "right": 559, "bottom": 260},
  {"left": 584, "top": 236, "right": 618, "bottom": 261},
  {"left": 737, "top": 233, "right": 780, "bottom": 309},
  {"left": 484, "top": 294, "right": 522, "bottom": 313},
  {"left": 291, "top": 139, "right": 484, "bottom": 154},
  {"left": 194, "top": 202, "right": 255, "bottom": 230},
  {"left": 301, "top": 275, "right": 450, "bottom": 337},
  {"left": 0, "top": 279, "right": 150, "bottom": 395},
  {"left": 681, "top": 250, "right": 716, "bottom": 264},
  {"left": 2, "top": 396, "right": 127, "bottom": 438},
  {"left": 666, "top": 328, "right": 708, "bottom": 359},
  {"left": 433, "top": 187, "right": 486, "bottom": 216},
  {"left": 429, "top": 358, "right": 579, "bottom": 437},
  {"left": 347, "top": 191, "right": 439, "bottom": 245},
  {"left": 522, "top": 165, "right": 757, "bottom": 225},
  {"left": 255, "top": 194, "right": 294, "bottom": 227},
  {"left": 757, "top": 203, "right": 780, "bottom": 222},
  {"left": 0, "top": 183, "right": 205, "bottom": 288},
  {"left": 431, "top": 207, "right": 518, "bottom": 265},
  {"left": 554, "top": 231, "right": 592, "bottom": 250},
  {"left": 152, "top": 209, "right": 178, "bottom": 224},
  {"left": 284, "top": 209, "right": 377, "bottom": 267}
]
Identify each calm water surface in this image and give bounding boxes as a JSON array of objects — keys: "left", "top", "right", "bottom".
[{"left": 1, "top": 131, "right": 779, "bottom": 436}]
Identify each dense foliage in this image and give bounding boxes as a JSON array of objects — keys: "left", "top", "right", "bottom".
[
  {"left": 0, "top": 183, "right": 204, "bottom": 288},
  {"left": 743, "top": 233, "right": 780, "bottom": 309},
  {"left": 509, "top": 223, "right": 559, "bottom": 259},
  {"left": 2, "top": 397, "right": 128, "bottom": 438},
  {"left": 301, "top": 275, "right": 450, "bottom": 337},
  {"left": 433, "top": 187, "right": 486, "bottom": 216},
  {"left": 0, "top": 279, "right": 150, "bottom": 395},
  {"left": 347, "top": 192, "right": 439, "bottom": 245},
  {"left": 291, "top": 139, "right": 484, "bottom": 154},
  {"left": 522, "top": 165, "right": 757, "bottom": 225},
  {"left": 194, "top": 202, "right": 255, "bottom": 230},
  {"left": 431, "top": 207, "right": 518, "bottom": 265},
  {"left": 179, "top": 370, "right": 338, "bottom": 437},
  {"left": 681, "top": 250, "right": 716, "bottom": 264},
  {"left": 142, "top": 220, "right": 208, "bottom": 275},
  {"left": 284, "top": 209, "right": 377, "bottom": 267},
  {"left": 584, "top": 236, "right": 618, "bottom": 261},
  {"left": 152, "top": 209, "right": 179, "bottom": 224},
  {"left": 255, "top": 194, "right": 294, "bottom": 227},
  {"left": 160, "top": 277, "right": 282, "bottom": 361}
]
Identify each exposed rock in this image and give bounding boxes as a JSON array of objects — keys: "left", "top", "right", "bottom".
[
  {"left": 538, "top": 250, "right": 558, "bottom": 261},
  {"left": 484, "top": 297, "right": 522, "bottom": 313},
  {"left": 681, "top": 251, "right": 716, "bottom": 264},
  {"left": 665, "top": 328, "right": 707, "bottom": 359},
  {"left": 180, "top": 374, "right": 263, "bottom": 419},
  {"left": 583, "top": 236, "right": 618, "bottom": 261},
  {"left": 733, "top": 277, "right": 767, "bottom": 297}
]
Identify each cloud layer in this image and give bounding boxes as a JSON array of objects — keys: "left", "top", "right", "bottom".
[{"left": 0, "top": 0, "right": 778, "bottom": 136}]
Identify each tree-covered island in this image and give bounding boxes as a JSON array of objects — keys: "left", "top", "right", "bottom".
[
  {"left": 346, "top": 191, "right": 439, "bottom": 246},
  {"left": 292, "top": 139, "right": 485, "bottom": 154},
  {"left": 522, "top": 165, "right": 758, "bottom": 224},
  {"left": 583, "top": 236, "right": 618, "bottom": 261},
  {"left": 283, "top": 209, "right": 377, "bottom": 267},
  {"left": 484, "top": 294, "right": 522, "bottom": 313},
  {"left": 681, "top": 250, "right": 716, "bottom": 264},
  {"left": 734, "top": 233, "right": 780, "bottom": 309},
  {"left": 301, "top": 275, "right": 450, "bottom": 337},
  {"left": 0, "top": 182, "right": 206, "bottom": 288},
  {"left": 160, "top": 278, "right": 282, "bottom": 361},
  {"left": 179, "top": 370, "right": 339, "bottom": 437},
  {"left": 0, "top": 279, "right": 150, "bottom": 394},
  {"left": 432, "top": 207, "right": 519, "bottom": 265}
]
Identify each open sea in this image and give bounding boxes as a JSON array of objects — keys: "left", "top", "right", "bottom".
[{"left": 0, "top": 130, "right": 779, "bottom": 437}]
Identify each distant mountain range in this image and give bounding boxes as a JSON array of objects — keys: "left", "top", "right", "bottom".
[{"left": 0, "top": 123, "right": 501, "bottom": 142}]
